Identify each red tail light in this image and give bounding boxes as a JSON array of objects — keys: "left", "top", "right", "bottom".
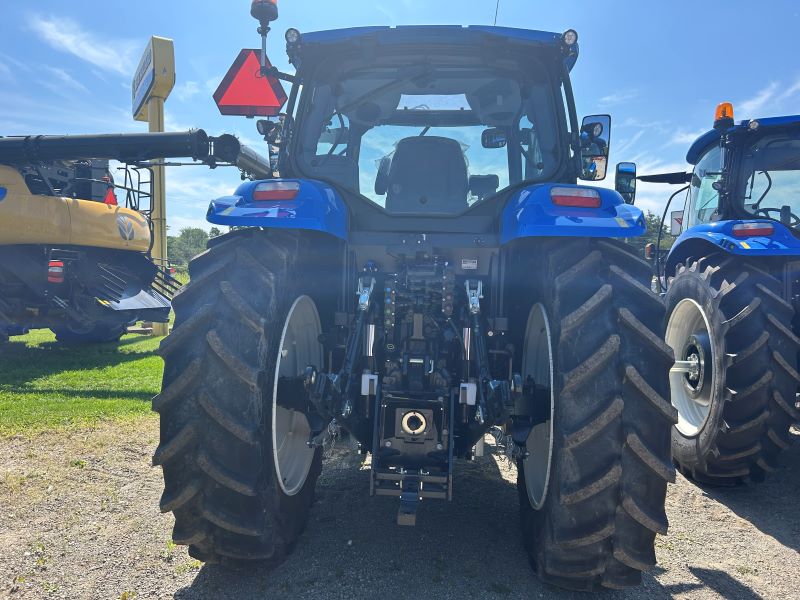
[
  {"left": 551, "top": 186, "right": 602, "bottom": 208},
  {"left": 48, "top": 260, "right": 65, "bottom": 284},
  {"left": 732, "top": 222, "right": 774, "bottom": 238},
  {"left": 253, "top": 181, "right": 300, "bottom": 201}
]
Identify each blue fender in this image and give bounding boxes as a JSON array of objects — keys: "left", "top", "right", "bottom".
[
  {"left": 206, "top": 179, "right": 349, "bottom": 241},
  {"left": 665, "top": 220, "right": 800, "bottom": 277},
  {"left": 500, "top": 183, "right": 645, "bottom": 244}
]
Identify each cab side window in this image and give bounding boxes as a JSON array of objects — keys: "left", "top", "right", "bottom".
[{"left": 687, "top": 145, "right": 722, "bottom": 227}]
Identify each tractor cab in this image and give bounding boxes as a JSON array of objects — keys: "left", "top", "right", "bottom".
[
  {"left": 285, "top": 27, "right": 590, "bottom": 217},
  {"left": 640, "top": 105, "right": 800, "bottom": 239},
  {"left": 684, "top": 107, "right": 800, "bottom": 232},
  {"left": 211, "top": 22, "right": 620, "bottom": 231}
]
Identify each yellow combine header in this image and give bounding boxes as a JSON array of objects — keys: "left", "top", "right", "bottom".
[
  {"left": 0, "top": 129, "right": 271, "bottom": 343},
  {"left": 0, "top": 166, "right": 151, "bottom": 252}
]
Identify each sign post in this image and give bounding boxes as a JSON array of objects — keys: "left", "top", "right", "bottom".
[{"left": 133, "top": 36, "right": 175, "bottom": 336}]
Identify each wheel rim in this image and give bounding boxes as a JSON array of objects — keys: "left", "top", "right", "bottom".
[
  {"left": 666, "top": 298, "right": 716, "bottom": 437},
  {"left": 521, "top": 304, "right": 555, "bottom": 510},
  {"left": 272, "top": 296, "right": 322, "bottom": 496}
]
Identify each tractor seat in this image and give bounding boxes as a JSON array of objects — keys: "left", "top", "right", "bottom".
[{"left": 384, "top": 136, "right": 469, "bottom": 213}]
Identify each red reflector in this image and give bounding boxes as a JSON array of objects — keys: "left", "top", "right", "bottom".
[
  {"left": 253, "top": 182, "right": 300, "bottom": 201},
  {"left": 214, "top": 49, "right": 288, "bottom": 117},
  {"left": 551, "top": 186, "right": 602, "bottom": 208},
  {"left": 48, "top": 260, "right": 65, "bottom": 284},
  {"left": 103, "top": 187, "right": 118, "bottom": 206},
  {"left": 732, "top": 222, "right": 774, "bottom": 238}
]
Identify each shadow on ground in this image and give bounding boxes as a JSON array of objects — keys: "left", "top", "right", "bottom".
[
  {"left": 171, "top": 447, "right": 760, "bottom": 600},
  {"left": 0, "top": 336, "right": 154, "bottom": 390},
  {"left": 697, "top": 434, "right": 800, "bottom": 555}
]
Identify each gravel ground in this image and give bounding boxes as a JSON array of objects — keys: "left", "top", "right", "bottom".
[{"left": 1, "top": 418, "right": 798, "bottom": 600}]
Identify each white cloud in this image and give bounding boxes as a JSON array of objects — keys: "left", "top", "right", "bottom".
[
  {"left": 28, "top": 14, "right": 138, "bottom": 76},
  {"left": 205, "top": 76, "right": 222, "bottom": 93},
  {"left": 0, "top": 90, "right": 142, "bottom": 134},
  {"left": 174, "top": 80, "right": 201, "bottom": 102},
  {"left": 0, "top": 52, "right": 32, "bottom": 74},
  {"left": 164, "top": 114, "right": 196, "bottom": 133},
  {"left": 376, "top": 5, "right": 399, "bottom": 22},
  {"left": 738, "top": 82, "right": 779, "bottom": 117},
  {"left": 40, "top": 66, "right": 89, "bottom": 93},
  {"left": 778, "top": 77, "right": 800, "bottom": 103},
  {"left": 615, "top": 129, "right": 645, "bottom": 158},
  {"left": 598, "top": 90, "right": 638, "bottom": 107},
  {"left": 669, "top": 129, "right": 706, "bottom": 146}
]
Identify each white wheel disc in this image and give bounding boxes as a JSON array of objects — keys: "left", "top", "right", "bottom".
[
  {"left": 666, "top": 298, "right": 716, "bottom": 437},
  {"left": 521, "top": 304, "right": 555, "bottom": 510},
  {"left": 272, "top": 296, "right": 323, "bottom": 496}
]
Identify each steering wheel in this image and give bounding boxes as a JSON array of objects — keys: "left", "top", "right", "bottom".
[{"left": 755, "top": 207, "right": 800, "bottom": 227}]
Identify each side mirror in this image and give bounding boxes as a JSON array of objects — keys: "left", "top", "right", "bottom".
[
  {"left": 482, "top": 128, "right": 507, "bottom": 149},
  {"left": 615, "top": 162, "right": 637, "bottom": 204},
  {"left": 578, "top": 114, "right": 611, "bottom": 181},
  {"left": 257, "top": 118, "right": 283, "bottom": 144},
  {"left": 670, "top": 210, "right": 684, "bottom": 236}
]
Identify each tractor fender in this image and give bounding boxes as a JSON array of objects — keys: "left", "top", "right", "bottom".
[
  {"left": 664, "top": 220, "right": 800, "bottom": 278},
  {"left": 206, "top": 179, "right": 349, "bottom": 241},
  {"left": 499, "top": 183, "right": 645, "bottom": 245}
]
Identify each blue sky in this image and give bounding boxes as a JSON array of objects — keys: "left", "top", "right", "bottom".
[{"left": 1, "top": 0, "right": 799, "bottom": 230}]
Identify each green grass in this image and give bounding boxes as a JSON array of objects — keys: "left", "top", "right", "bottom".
[{"left": 0, "top": 330, "right": 164, "bottom": 436}]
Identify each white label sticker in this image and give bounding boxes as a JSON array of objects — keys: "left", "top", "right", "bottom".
[{"left": 461, "top": 259, "right": 478, "bottom": 271}]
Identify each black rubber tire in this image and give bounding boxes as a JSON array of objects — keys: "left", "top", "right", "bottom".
[
  {"left": 513, "top": 239, "right": 676, "bottom": 591},
  {"left": 666, "top": 255, "right": 799, "bottom": 483},
  {"left": 51, "top": 321, "right": 129, "bottom": 344},
  {"left": 154, "top": 229, "right": 335, "bottom": 566}
]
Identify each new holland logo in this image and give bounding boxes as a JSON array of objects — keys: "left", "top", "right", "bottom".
[{"left": 117, "top": 216, "right": 136, "bottom": 241}]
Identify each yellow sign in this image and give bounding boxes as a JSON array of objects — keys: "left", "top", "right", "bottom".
[{"left": 132, "top": 36, "right": 175, "bottom": 122}]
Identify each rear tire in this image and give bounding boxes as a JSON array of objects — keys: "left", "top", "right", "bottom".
[
  {"left": 514, "top": 239, "right": 676, "bottom": 591},
  {"left": 665, "top": 256, "right": 799, "bottom": 483},
  {"left": 154, "top": 229, "right": 335, "bottom": 566}
]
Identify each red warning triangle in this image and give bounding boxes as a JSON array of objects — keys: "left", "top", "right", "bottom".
[{"left": 214, "top": 49, "right": 287, "bottom": 117}]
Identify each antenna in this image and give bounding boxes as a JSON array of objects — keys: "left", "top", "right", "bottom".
[{"left": 494, "top": 0, "right": 500, "bottom": 26}]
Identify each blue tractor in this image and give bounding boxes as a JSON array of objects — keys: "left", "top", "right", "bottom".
[
  {"left": 627, "top": 105, "right": 800, "bottom": 484},
  {"left": 153, "top": 5, "right": 675, "bottom": 591}
]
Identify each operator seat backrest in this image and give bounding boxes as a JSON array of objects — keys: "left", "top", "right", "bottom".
[{"left": 385, "top": 136, "right": 469, "bottom": 213}]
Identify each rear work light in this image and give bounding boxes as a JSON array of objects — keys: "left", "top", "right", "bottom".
[
  {"left": 252, "top": 181, "right": 300, "bottom": 201},
  {"left": 732, "top": 222, "right": 774, "bottom": 238},
  {"left": 47, "top": 260, "right": 65, "bottom": 284},
  {"left": 551, "top": 187, "right": 601, "bottom": 208}
]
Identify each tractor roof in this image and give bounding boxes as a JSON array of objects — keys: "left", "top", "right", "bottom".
[
  {"left": 686, "top": 114, "right": 800, "bottom": 164},
  {"left": 292, "top": 25, "right": 579, "bottom": 71}
]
